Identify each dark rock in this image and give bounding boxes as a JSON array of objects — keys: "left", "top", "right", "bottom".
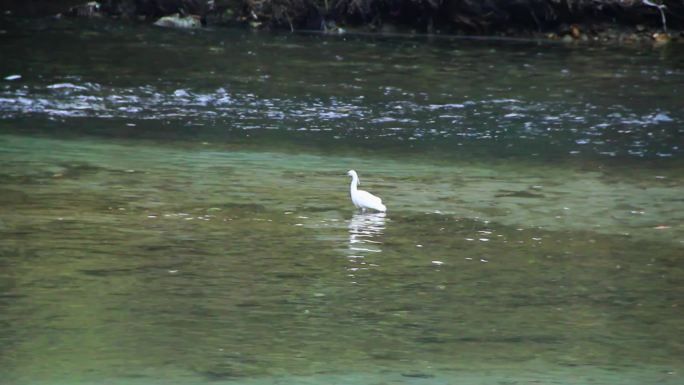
[
  {"left": 570, "top": 24, "right": 581, "bottom": 39},
  {"left": 67, "top": 1, "right": 102, "bottom": 17},
  {"left": 402, "top": 372, "right": 435, "bottom": 378},
  {"left": 495, "top": 190, "right": 545, "bottom": 198},
  {"left": 5, "top": 0, "right": 684, "bottom": 41}
]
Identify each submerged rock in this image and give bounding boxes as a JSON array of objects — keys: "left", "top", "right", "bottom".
[{"left": 153, "top": 13, "right": 202, "bottom": 29}]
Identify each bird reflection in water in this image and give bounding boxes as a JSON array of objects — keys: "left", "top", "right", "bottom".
[
  {"left": 346, "top": 212, "right": 386, "bottom": 281},
  {"left": 348, "top": 212, "right": 386, "bottom": 258}
]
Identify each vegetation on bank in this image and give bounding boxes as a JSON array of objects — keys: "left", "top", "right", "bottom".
[{"left": 4, "top": 0, "right": 684, "bottom": 42}]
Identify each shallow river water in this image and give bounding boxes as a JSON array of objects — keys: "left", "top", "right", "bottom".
[{"left": 0, "top": 18, "right": 683, "bottom": 385}]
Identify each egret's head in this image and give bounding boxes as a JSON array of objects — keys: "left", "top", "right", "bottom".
[{"left": 347, "top": 170, "right": 359, "bottom": 185}]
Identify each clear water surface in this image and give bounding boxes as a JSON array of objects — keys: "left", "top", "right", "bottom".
[{"left": 0, "top": 18, "right": 683, "bottom": 385}]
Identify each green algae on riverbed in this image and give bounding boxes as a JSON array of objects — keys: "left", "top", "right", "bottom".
[{"left": 1, "top": 134, "right": 682, "bottom": 384}]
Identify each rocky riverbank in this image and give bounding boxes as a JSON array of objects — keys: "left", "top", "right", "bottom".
[{"left": 3, "top": 0, "right": 683, "bottom": 43}]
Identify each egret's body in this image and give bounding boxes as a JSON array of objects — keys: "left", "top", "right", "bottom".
[{"left": 347, "top": 170, "right": 386, "bottom": 212}]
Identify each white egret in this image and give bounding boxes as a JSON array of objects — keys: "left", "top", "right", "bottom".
[{"left": 347, "top": 170, "right": 387, "bottom": 212}]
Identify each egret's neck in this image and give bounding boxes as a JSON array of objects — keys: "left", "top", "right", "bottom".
[{"left": 350, "top": 176, "right": 358, "bottom": 192}]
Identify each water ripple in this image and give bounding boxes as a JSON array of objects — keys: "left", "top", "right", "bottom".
[{"left": 0, "top": 82, "right": 681, "bottom": 159}]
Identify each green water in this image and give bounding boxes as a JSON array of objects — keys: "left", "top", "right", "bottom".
[{"left": 1, "top": 18, "right": 683, "bottom": 385}]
